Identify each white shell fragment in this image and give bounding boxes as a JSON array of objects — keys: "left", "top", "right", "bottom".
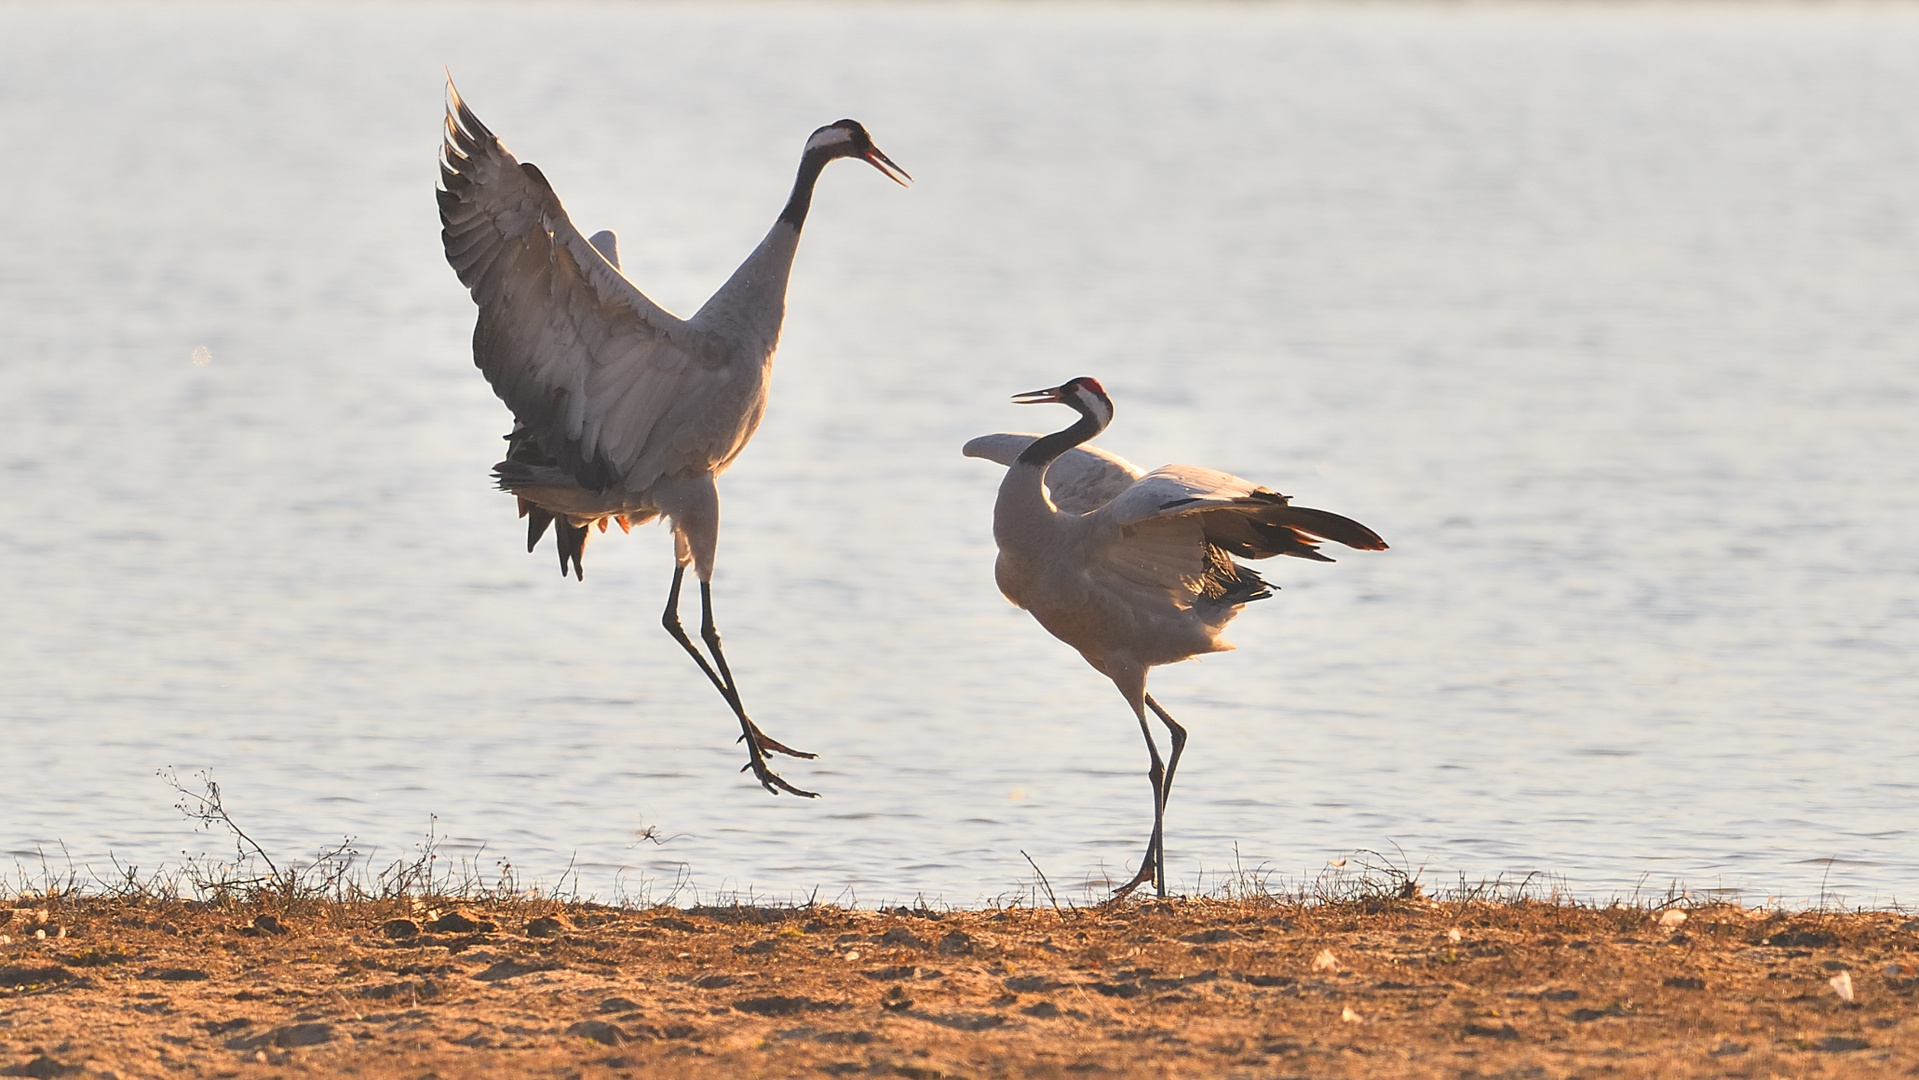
[{"left": 1830, "top": 970, "right": 1855, "bottom": 1003}]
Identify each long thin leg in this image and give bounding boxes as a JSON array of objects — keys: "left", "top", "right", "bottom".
[
  {"left": 1144, "top": 694, "right": 1188, "bottom": 897},
  {"left": 659, "top": 566, "right": 817, "bottom": 798},
  {"left": 1110, "top": 708, "right": 1166, "bottom": 900},
  {"left": 698, "top": 581, "right": 813, "bottom": 760},
  {"left": 661, "top": 565, "right": 732, "bottom": 706}
]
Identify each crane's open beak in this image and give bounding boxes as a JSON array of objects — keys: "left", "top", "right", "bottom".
[
  {"left": 864, "top": 145, "right": 911, "bottom": 187},
  {"left": 1011, "top": 386, "right": 1063, "bottom": 405}
]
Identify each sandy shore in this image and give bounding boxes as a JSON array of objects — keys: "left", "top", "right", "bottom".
[{"left": 1, "top": 896, "right": 1914, "bottom": 1078}]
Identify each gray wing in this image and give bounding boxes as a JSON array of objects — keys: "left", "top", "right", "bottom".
[
  {"left": 1095, "top": 465, "right": 1388, "bottom": 564},
  {"left": 439, "top": 82, "right": 742, "bottom": 494},
  {"left": 961, "top": 432, "right": 1145, "bottom": 515},
  {"left": 1073, "top": 464, "right": 1385, "bottom": 611}
]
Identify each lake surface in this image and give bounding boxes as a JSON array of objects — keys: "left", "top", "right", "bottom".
[{"left": 3, "top": 1, "right": 1916, "bottom": 908}]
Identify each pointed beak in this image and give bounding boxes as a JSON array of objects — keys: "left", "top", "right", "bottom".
[
  {"left": 1011, "top": 386, "right": 1062, "bottom": 405},
  {"left": 863, "top": 145, "right": 911, "bottom": 187}
]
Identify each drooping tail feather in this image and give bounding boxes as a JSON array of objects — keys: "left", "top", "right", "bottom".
[
  {"left": 555, "top": 518, "right": 588, "bottom": 580},
  {"left": 511, "top": 496, "right": 588, "bottom": 579},
  {"left": 519, "top": 497, "right": 554, "bottom": 552},
  {"left": 500, "top": 427, "right": 591, "bottom": 579},
  {"left": 1200, "top": 544, "right": 1274, "bottom": 606}
]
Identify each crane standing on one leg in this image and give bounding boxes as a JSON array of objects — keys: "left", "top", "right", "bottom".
[
  {"left": 438, "top": 79, "right": 909, "bottom": 797},
  {"left": 967, "top": 377, "right": 1387, "bottom": 896}
]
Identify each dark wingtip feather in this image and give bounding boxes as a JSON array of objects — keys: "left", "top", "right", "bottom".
[
  {"left": 1265, "top": 506, "right": 1388, "bottom": 552},
  {"left": 1280, "top": 538, "right": 1337, "bottom": 563}
]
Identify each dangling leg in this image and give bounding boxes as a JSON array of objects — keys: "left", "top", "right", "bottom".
[
  {"left": 1144, "top": 694, "right": 1188, "bottom": 897},
  {"left": 697, "top": 580, "right": 814, "bottom": 760},
  {"left": 660, "top": 564, "right": 817, "bottom": 798},
  {"left": 652, "top": 481, "right": 815, "bottom": 796}
]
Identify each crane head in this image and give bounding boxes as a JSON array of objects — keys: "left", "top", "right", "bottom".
[
  {"left": 1011, "top": 377, "right": 1114, "bottom": 428},
  {"left": 805, "top": 120, "right": 911, "bottom": 186}
]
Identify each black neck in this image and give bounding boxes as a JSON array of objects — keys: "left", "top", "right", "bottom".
[
  {"left": 777, "top": 149, "right": 834, "bottom": 229},
  {"left": 1016, "top": 407, "right": 1105, "bottom": 468}
]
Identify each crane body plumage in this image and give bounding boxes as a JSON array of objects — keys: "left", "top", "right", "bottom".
[
  {"left": 966, "top": 379, "right": 1387, "bottom": 896},
  {"left": 438, "top": 79, "right": 908, "bottom": 797}
]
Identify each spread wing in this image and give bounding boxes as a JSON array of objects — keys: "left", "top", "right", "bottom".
[
  {"left": 961, "top": 433, "right": 1145, "bottom": 515},
  {"left": 439, "top": 82, "right": 738, "bottom": 494},
  {"left": 1095, "top": 465, "right": 1389, "bottom": 565},
  {"left": 1074, "top": 465, "right": 1387, "bottom": 613}
]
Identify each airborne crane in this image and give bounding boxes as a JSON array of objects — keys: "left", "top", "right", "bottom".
[{"left": 438, "top": 80, "right": 909, "bottom": 797}]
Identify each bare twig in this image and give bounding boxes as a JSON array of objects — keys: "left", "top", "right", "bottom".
[
  {"left": 1020, "top": 850, "right": 1064, "bottom": 920},
  {"left": 161, "top": 768, "right": 280, "bottom": 879}
]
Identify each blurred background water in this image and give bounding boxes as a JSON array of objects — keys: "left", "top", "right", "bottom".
[{"left": 2, "top": 1, "right": 1916, "bottom": 908}]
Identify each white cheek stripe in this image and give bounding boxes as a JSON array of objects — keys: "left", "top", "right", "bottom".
[
  {"left": 804, "top": 127, "right": 856, "bottom": 153},
  {"left": 1073, "top": 387, "right": 1112, "bottom": 426}
]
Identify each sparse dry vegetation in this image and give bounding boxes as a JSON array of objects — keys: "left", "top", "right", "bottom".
[
  {"left": 4, "top": 890, "right": 1917, "bottom": 1078},
  {"left": 6, "top": 780, "right": 1915, "bottom": 1077}
]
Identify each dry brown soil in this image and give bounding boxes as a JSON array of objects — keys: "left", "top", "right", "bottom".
[{"left": 2, "top": 897, "right": 1916, "bottom": 1078}]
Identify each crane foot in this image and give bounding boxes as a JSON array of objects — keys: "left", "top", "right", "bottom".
[
  {"left": 1108, "top": 860, "right": 1158, "bottom": 901},
  {"left": 736, "top": 722, "right": 818, "bottom": 760},
  {"left": 741, "top": 756, "right": 819, "bottom": 798}
]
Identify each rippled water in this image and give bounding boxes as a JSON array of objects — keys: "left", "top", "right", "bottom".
[{"left": 3, "top": 2, "right": 1917, "bottom": 907}]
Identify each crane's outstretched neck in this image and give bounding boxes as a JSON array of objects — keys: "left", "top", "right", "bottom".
[
  {"left": 695, "top": 141, "right": 833, "bottom": 346},
  {"left": 778, "top": 152, "right": 833, "bottom": 230},
  {"left": 699, "top": 120, "right": 904, "bottom": 348}
]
